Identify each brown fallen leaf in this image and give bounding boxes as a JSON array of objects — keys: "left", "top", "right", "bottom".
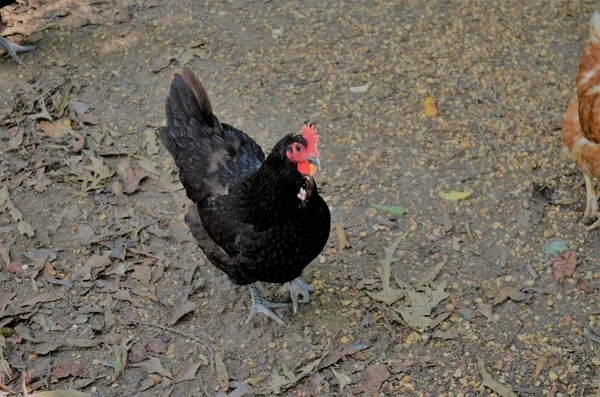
[
  {"left": 534, "top": 356, "right": 547, "bottom": 378},
  {"left": 9, "top": 127, "right": 24, "bottom": 150},
  {"left": 114, "top": 289, "right": 142, "bottom": 307},
  {"left": 31, "top": 341, "right": 62, "bottom": 355},
  {"left": 577, "top": 278, "right": 596, "bottom": 294},
  {"left": 0, "top": 245, "right": 10, "bottom": 268},
  {"left": 357, "top": 364, "right": 390, "bottom": 396},
  {"left": 39, "top": 118, "right": 74, "bottom": 138},
  {"left": 151, "top": 56, "right": 172, "bottom": 73},
  {"left": 132, "top": 262, "right": 152, "bottom": 286},
  {"left": 117, "top": 158, "right": 148, "bottom": 194},
  {"left": 21, "top": 291, "right": 65, "bottom": 307},
  {"left": 69, "top": 101, "right": 100, "bottom": 125},
  {"left": 366, "top": 239, "right": 405, "bottom": 305},
  {"left": 15, "top": 324, "right": 41, "bottom": 342},
  {"left": 29, "top": 391, "right": 91, "bottom": 397},
  {"left": 65, "top": 339, "right": 102, "bottom": 348},
  {"left": 1, "top": 185, "right": 35, "bottom": 237},
  {"left": 424, "top": 96, "right": 438, "bottom": 117},
  {"left": 335, "top": 223, "right": 349, "bottom": 252},
  {"left": 174, "top": 361, "right": 201, "bottom": 383},
  {"left": 73, "top": 254, "right": 111, "bottom": 280},
  {"left": 34, "top": 167, "right": 52, "bottom": 193},
  {"left": 215, "top": 349, "right": 229, "bottom": 390},
  {"left": 131, "top": 357, "right": 172, "bottom": 378},
  {"left": 112, "top": 337, "right": 134, "bottom": 381},
  {"left": 318, "top": 343, "right": 367, "bottom": 370},
  {"left": 477, "top": 356, "right": 517, "bottom": 397},
  {"left": 115, "top": 10, "right": 132, "bottom": 23},
  {"left": 553, "top": 250, "right": 576, "bottom": 283},
  {"left": 148, "top": 337, "right": 167, "bottom": 354},
  {"left": 489, "top": 286, "right": 522, "bottom": 306},
  {"left": 0, "top": 292, "right": 15, "bottom": 311},
  {"left": 330, "top": 367, "right": 351, "bottom": 393},
  {"left": 52, "top": 363, "right": 85, "bottom": 379},
  {"left": 167, "top": 300, "right": 198, "bottom": 325}
]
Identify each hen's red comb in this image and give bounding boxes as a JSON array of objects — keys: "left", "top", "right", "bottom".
[{"left": 301, "top": 123, "right": 319, "bottom": 153}]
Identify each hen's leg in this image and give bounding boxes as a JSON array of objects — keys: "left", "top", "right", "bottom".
[
  {"left": 245, "top": 284, "right": 286, "bottom": 326},
  {"left": 584, "top": 174, "right": 598, "bottom": 219},
  {"left": 283, "top": 278, "right": 314, "bottom": 313},
  {"left": 0, "top": 36, "right": 35, "bottom": 66}
]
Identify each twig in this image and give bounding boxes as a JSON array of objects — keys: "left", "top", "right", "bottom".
[
  {"left": 489, "top": 65, "right": 498, "bottom": 99},
  {"left": 583, "top": 330, "right": 600, "bottom": 345},
  {"left": 199, "top": 375, "right": 209, "bottom": 397},
  {"left": 128, "top": 320, "right": 215, "bottom": 375},
  {"left": 464, "top": 221, "right": 473, "bottom": 241},
  {"left": 504, "top": 323, "right": 523, "bottom": 349},
  {"left": 448, "top": 104, "right": 498, "bottom": 166}
]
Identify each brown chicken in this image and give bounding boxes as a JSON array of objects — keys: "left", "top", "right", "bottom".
[{"left": 562, "top": 12, "right": 600, "bottom": 230}]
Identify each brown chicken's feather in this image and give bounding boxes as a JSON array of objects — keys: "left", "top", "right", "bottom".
[
  {"left": 563, "top": 13, "right": 600, "bottom": 180},
  {"left": 577, "top": 13, "right": 600, "bottom": 144}
]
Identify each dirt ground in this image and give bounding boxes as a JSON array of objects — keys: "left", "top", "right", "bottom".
[{"left": 2, "top": 0, "right": 600, "bottom": 396}]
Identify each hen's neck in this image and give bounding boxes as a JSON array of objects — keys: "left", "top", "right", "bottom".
[{"left": 238, "top": 157, "right": 310, "bottom": 226}]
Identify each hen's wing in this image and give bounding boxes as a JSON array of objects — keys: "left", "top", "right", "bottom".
[
  {"left": 159, "top": 67, "right": 265, "bottom": 203},
  {"left": 577, "top": 13, "right": 600, "bottom": 144}
]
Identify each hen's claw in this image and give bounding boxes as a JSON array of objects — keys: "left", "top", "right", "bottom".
[
  {"left": 584, "top": 174, "right": 598, "bottom": 219},
  {"left": 245, "top": 284, "right": 286, "bottom": 326},
  {"left": 0, "top": 37, "right": 35, "bottom": 66},
  {"left": 284, "top": 278, "right": 314, "bottom": 313}
]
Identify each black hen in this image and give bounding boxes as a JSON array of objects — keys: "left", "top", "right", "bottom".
[
  {"left": 160, "top": 68, "right": 331, "bottom": 325},
  {"left": 0, "top": 0, "right": 35, "bottom": 65}
]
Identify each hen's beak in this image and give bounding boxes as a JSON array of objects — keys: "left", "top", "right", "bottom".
[{"left": 307, "top": 156, "right": 321, "bottom": 170}]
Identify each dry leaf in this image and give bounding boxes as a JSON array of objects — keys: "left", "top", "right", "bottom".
[
  {"left": 144, "top": 129, "right": 160, "bottom": 155},
  {"left": 73, "top": 254, "right": 111, "bottom": 280},
  {"left": 553, "top": 250, "right": 576, "bottom": 283},
  {"left": 9, "top": 127, "right": 24, "bottom": 150},
  {"left": 0, "top": 245, "right": 10, "bottom": 267},
  {"left": 358, "top": 365, "right": 390, "bottom": 395},
  {"left": 477, "top": 356, "right": 517, "bottom": 397},
  {"left": 174, "top": 361, "right": 201, "bottom": 383},
  {"left": 439, "top": 190, "right": 473, "bottom": 201},
  {"left": 69, "top": 101, "right": 100, "bottom": 125},
  {"left": 52, "top": 363, "right": 85, "bottom": 379},
  {"left": 577, "top": 278, "right": 596, "bottom": 293},
  {"left": 148, "top": 337, "right": 167, "bottom": 354},
  {"left": 21, "top": 291, "right": 65, "bottom": 306},
  {"left": 39, "top": 118, "right": 73, "bottom": 138},
  {"left": 132, "top": 263, "right": 152, "bottom": 286},
  {"left": 335, "top": 224, "right": 349, "bottom": 252},
  {"left": 424, "top": 96, "right": 437, "bottom": 117},
  {"left": 35, "top": 167, "right": 52, "bottom": 193},
  {"left": 131, "top": 357, "right": 173, "bottom": 378},
  {"left": 215, "top": 349, "right": 229, "bottom": 390},
  {"left": 117, "top": 158, "right": 148, "bottom": 194},
  {"left": 112, "top": 338, "right": 134, "bottom": 381},
  {"left": 534, "top": 356, "right": 547, "bottom": 378},
  {"left": 330, "top": 367, "right": 351, "bottom": 393},
  {"left": 167, "top": 301, "right": 198, "bottom": 325},
  {"left": 489, "top": 286, "right": 522, "bottom": 306},
  {"left": 29, "top": 391, "right": 91, "bottom": 397},
  {"left": 366, "top": 239, "right": 404, "bottom": 305},
  {"left": 1, "top": 185, "right": 35, "bottom": 237},
  {"left": 397, "top": 281, "right": 449, "bottom": 329},
  {"left": 151, "top": 56, "right": 172, "bottom": 73}
]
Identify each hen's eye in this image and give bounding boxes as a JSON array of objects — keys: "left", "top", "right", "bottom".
[{"left": 295, "top": 144, "right": 302, "bottom": 152}]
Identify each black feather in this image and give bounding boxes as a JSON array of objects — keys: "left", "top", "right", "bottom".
[{"left": 161, "top": 68, "right": 331, "bottom": 286}]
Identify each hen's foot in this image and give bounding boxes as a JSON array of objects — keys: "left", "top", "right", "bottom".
[
  {"left": 0, "top": 36, "right": 35, "bottom": 65},
  {"left": 584, "top": 174, "right": 598, "bottom": 219},
  {"left": 587, "top": 217, "right": 600, "bottom": 231},
  {"left": 283, "top": 278, "right": 314, "bottom": 313},
  {"left": 245, "top": 284, "right": 286, "bottom": 326}
]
